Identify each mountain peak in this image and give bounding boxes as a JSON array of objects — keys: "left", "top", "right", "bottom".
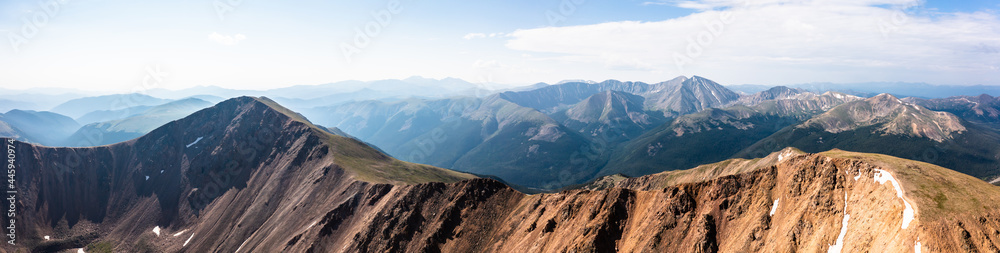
[
  {"left": 738, "top": 86, "right": 812, "bottom": 106},
  {"left": 666, "top": 75, "right": 689, "bottom": 83},
  {"left": 869, "top": 93, "right": 903, "bottom": 104},
  {"left": 802, "top": 93, "right": 966, "bottom": 141}
]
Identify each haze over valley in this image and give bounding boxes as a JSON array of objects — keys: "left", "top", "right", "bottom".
[{"left": 2, "top": 0, "right": 999, "bottom": 252}]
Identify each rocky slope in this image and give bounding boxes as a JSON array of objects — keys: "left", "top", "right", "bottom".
[
  {"left": 497, "top": 76, "right": 740, "bottom": 117},
  {"left": 0, "top": 118, "right": 26, "bottom": 141},
  {"left": 601, "top": 91, "right": 861, "bottom": 178},
  {"left": 3, "top": 97, "right": 475, "bottom": 252},
  {"left": 551, "top": 90, "right": 668, "bottom": 140},
  {"left": 736, "top": 86, "right": 810, "bottom": 105},
  {"left": 607, "top": 148, "right": 1000, "bottom": 252},
  {"left": 0, "top": 110, "right": 80, "bottom": 146},
  {"left": 496, "top": 80, "right": 655, "bottom": 114},
  {"left": 305, "top": 95, "right": 598, "bottom": 190},
  {"left": 50, "top": 94, "right": 171, "bottom": 119},
  {"left": 62, "top": 98, "right": 213, "bottom": 147},
  {"left": 903, "top": 94, "right": 1000, "bottom": 131},
  {"left": 737, "top": 94, "right": 1000, "bottom": 181},
  {"left": 5, "top": 97, "right": 1000, "bottom": 252},
  {"left": 644, "top": 76, "right": 742, "bottom": 117},
  {"left": 801, "top": 93, "right": 966, "bottom": 142}
]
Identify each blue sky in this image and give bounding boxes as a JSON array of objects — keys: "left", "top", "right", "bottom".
[{"left": 0, "top": 0, "right": 998, "bottom": 91}]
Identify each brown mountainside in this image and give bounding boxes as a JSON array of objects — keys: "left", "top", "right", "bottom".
[{"left": 4, "top": 97, "right": 999, "bottom": 252}]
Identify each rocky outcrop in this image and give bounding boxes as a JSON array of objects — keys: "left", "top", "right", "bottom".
[
  {"left": 644, "top": 76, "right": 742, "bottom": 117},
  {"left": 803, "top": 93, "right": 966, "bottom": 142},
  {"left": 903, "top": 94, "right": 1000, "bottom": 130},
  {"left": 288, "top": 148, "right": 1000, "bottom": 252},
  {"left": 2, "top": 97, "right": 475, "bottom": 252},
  {"left": 498, "top": 76, "right": 741, "bottom": 117},
  {"left": 6, "top": 97, "right": 1000, "bottom": 253},
  {"left": 552, "top": 90, "right": 668, "bottom": 140}
]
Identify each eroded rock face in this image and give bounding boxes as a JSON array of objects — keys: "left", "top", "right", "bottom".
[
  {"left": 6, "top": 98, "right": 1000, "bottom": 253},
  {"left": 251, "top": 151, "right": 1000, "bottom": 252}
]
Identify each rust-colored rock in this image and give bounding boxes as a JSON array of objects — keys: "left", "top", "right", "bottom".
[{"left": 3, "top": 97, "right": 999, "bottom": 253}]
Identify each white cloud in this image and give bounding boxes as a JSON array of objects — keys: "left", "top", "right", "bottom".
[
  {"left": 504, "top": 0, "right": 1000, "bottom": 84},
  {"left": 642, "top": 1, "right": 673, "bottom": 6},
  {"left": 208, "top": 32, "right": 246, "bottom": 46},
  {"left": 464, "top": 33, "right": 507, "bottom": 40},
  {"left": 463, "top": 33, "right": 487, "bottom": 40}
]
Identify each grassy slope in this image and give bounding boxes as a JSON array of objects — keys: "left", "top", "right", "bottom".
[
  {"left": 818, "top": 149, "right": 1000, "bottom": 220},
  {"left": 603, "top": 110, "right": 803, "bottom": 178},
  {"left": 255, "top": 97, "right": 477, "bottom": 185},
  {"left": 612, "top": 147, "right": 1000, "bottom": 222}
]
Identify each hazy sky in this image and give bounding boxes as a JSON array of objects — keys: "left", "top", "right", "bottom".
[{"left": 0, "top": 0, "right": 998, "bottom": 91}]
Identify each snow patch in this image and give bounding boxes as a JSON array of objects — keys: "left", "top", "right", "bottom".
[
  {"left": 78, "top": 248, "right": 85, "bottom": 253},
  {"left": 186, "top": 137, "right": 203, "bottom": 148},
  {"left": 173, "top": 229, "right": 188, "bottom": 237},
  {"left": 770, "top": 198, "right": 780, "bottom": 216},
  {"left": 184, "top": 234, "right": 194, "bottom": 246},
  {"left": 160, "top": 170, "right": 164, "bottom": 174},
  {"left": 828, "top": 193, "right": 850, "bottom": 253},
  {"left": 145, "top": 176, "right": 149, "bottom": 181},
  {"left": 235, "top": 239, "right": 250, "bottom": 253},
  {"left": 778, "top": 149, "right": 796, "bottom": 162},
  {"left": 152, "top": 226, "right": 160, "bottom": 236},
  {"left": 43, "top": 235, "right": 50, "bottom": 240},
  {"left": 873, "top": 169, "right": 915, "bottom": 229},
  {"left": 853, "top": 170, "right": 861, "bottom": 181},
  {"left": 527, "top": 124, "right": 564, "bottom": 142},
  {"left": 915, "top": 239, "right": 922, "bottom": 253}
]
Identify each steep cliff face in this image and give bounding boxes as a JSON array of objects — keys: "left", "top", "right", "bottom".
[
  {"left": 277, "top": 148, "right": 1000, "bottom": 252},
  {"left": 4, "top": 97, "right": 475, "bottom": 252},
  {"left": 6, "top": 97, "right": 1000, "bottom": 253}
]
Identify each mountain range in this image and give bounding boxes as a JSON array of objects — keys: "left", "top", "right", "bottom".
[
  {"left": 301, "top": 76, "right": 1000, "bottom": 190},
  {"left": 736, "top": 93, "right": 1000, "bottom": 180},
  {"left": 2, "top": 74, "right": 999, "bottom": 251},
  {"left": 4, "top": 76, "right": 999, "bottom": 191},
  {"left": 5, "top": 97, "right": 1000, "bottom": 252}
]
